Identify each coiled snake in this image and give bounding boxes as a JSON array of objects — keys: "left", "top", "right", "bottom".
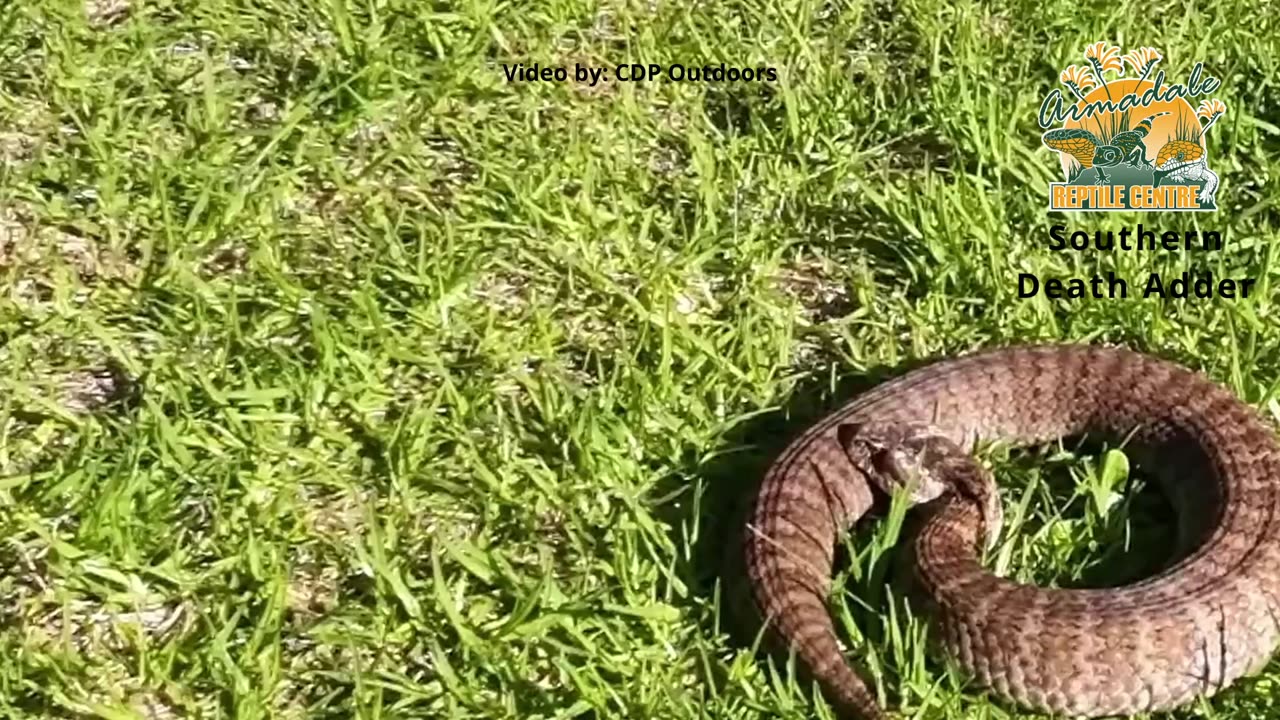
[{"left": 740, "top": 343, "right": 1280, "bottom": 718}]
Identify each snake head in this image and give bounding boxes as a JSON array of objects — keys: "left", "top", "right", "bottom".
[
  {"left": 838, "top": 422, "right": 1004, "bottom": 552},
  {"left": 838, "top": 422, "right": 954, "bottom": 505}
]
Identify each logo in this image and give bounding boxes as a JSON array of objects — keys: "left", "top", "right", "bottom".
[{"left": 1039, "top": 43, "right": 1227, "bottom": 212}]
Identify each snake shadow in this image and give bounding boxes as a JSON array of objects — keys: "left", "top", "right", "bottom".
[{"left": 655, "top": 347, "right": 1189, "bottom": 714}]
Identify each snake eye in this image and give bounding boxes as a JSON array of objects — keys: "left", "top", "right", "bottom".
[{"left": 874, "top": 447, "right": 918, "bottom": 486}]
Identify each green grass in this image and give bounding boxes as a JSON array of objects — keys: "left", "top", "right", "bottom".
[{"left": 2, "top": 0, "right": 1280, "bottom": 718}]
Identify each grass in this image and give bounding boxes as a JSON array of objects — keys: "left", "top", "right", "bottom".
[
  {"left": 1, "top": 0, "right": 1280, "bottom": 718},
  {"left": 1174, "top": 112, "right": 1204, "bottom": 145}
]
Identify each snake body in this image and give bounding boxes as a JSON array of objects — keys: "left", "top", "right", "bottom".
[{"left": 741, "top": 343, "right": 1280, "bottom": 718}]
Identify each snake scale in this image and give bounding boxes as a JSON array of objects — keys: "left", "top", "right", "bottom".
[{"left": 740, "top": 343, "right": 1280, "bottom": 718}]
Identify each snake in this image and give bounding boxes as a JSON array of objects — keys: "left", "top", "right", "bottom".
[{"left": 739, "top": 343, "right": 1280, "bottom": 718}]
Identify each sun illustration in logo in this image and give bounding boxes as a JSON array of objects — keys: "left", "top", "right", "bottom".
[{"left": 1040, "top": 42, "right": 1226, "bottom": 211}]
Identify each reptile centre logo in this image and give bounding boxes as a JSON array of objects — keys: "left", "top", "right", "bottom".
[{"left": 1039, "top": 42, "right": 1227, "bottom": 212}]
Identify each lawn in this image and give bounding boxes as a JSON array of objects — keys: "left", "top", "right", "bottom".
[{"left": 2, "top": 0, "right": 1280, "bottom": 718}]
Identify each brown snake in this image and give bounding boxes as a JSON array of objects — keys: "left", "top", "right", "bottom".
[{"left": 740, "top": 343, "right": 1280, "bottom": 718}]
